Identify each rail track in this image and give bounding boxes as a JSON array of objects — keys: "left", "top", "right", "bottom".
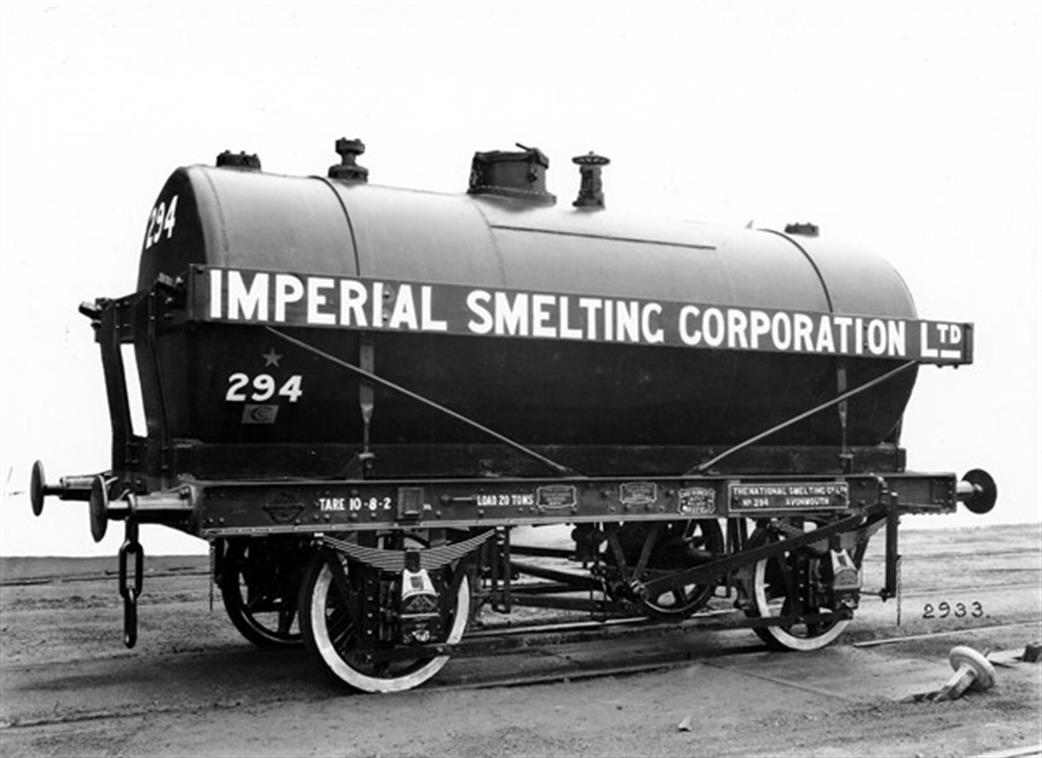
[
  {"left": 3, "top": 603, "right": 1037, "bottom": 733},
  {"left": 2, "top": 550, "right": 1038, "bottom": 589}
]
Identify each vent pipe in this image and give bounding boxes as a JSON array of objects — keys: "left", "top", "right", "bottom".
[
  {"left": 572, "top": 152, "right": 609, "bottom": 209},
  {"left": 328, "top": 138, "right": 369, "bottom": 182}
]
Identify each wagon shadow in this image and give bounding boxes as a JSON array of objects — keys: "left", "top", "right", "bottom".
[{"left": 5, "top": 644, "right": 362, "bottom": 726}]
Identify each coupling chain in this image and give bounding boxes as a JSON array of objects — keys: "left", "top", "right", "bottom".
[{"left": 118, "top": 518, "right": 144, "bottom": 648}]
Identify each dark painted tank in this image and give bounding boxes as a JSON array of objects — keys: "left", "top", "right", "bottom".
[{"left": 134, "top": 148, "right": 917, "bottom": 479}]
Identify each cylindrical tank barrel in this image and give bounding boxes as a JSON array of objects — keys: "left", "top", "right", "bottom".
[{"left": 134, "top": 165, "right": 918, "bottom": 476}]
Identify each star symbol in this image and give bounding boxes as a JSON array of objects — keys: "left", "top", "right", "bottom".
[{"left": 261, "top": 349, "right": 282, "bottom": 368}]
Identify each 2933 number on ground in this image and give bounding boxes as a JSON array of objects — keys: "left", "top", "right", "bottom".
[{"left": 922, "top": 601, "right": 985, "bottom": 619}]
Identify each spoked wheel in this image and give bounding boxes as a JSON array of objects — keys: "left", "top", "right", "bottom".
[
  {"left": 299, "top": 548, "right": 471, "bottom": 693},
  {"left": 745, "top": 521, "right": 852, "bottom": 651},
  {"left": 640, "top": 520, "right": 725, "bottom": 619},
  {"left": 219, "top": 540, "right": 303, "bottom": 648}
]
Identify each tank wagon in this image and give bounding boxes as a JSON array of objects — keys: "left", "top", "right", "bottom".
[{"left": 31, "top": 139, "right": 997, "bottom": 692}]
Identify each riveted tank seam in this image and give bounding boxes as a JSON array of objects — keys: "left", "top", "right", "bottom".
[
  {"left": 714, "top": 240, "right": 740, "bottom": 446},
  {"left": 764, "top": 228, "right": 843, "bottom": 436},
  {"left": 314, "top": 176, "right": 362, "bottom": 278},
  {"left": 197, "top": 167, "right": 231, "bottom": 257},
  {"left": 759, "top": 228, "right": 835, "bottom": 313},
  {"left": 754, "top": 228, "right": 841, "bottom": 445},
  {"left": 467, "top": 199, "right": 509, "bottom": 287}
]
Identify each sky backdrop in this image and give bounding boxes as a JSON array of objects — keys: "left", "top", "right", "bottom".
[{"left": 2, "top": 1, "right": 1039, "bottom": 556}]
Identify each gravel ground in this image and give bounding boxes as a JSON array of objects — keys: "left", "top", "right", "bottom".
[{"left": 1, "top": 524, "right": 1039, "bottom": 757}]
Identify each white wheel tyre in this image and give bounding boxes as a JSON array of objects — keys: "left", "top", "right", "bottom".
[
  {"left": 305, "top": 561, "right": 470, "bottom": 693},
  {"left": 752, "top": 556, "right": 850, "bottom": 651}
]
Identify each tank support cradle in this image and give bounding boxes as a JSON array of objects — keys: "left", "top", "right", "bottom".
[{"left": 118, "top": 517, "right": 144, "bottom": 648}]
